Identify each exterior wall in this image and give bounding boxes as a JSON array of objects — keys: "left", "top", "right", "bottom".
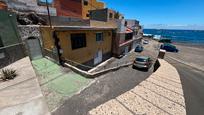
[
  {"left": 41, "top": 15, "right": 90, "bottom": 26},
  {"left": 0, "top": 1, "right": 7, "bottom": 10},
  {"left": 18, "top": 25, "right": 41, "bottom": 41},
  {"left": 89, "top": 8, "right": 116, "bottom": 21},
  {"left": 3, "top": 0, "right": 56, "bottom": 15},
  {"left": 40, "top": 27, "right": 55, "bottom": 50},
  {"left": 54, "top": 0, "right": 82, "bottom": 18},
  {"left": 90, "top": 20, "right": 117, "bottom": 28},
  {"left": 82, "top": 0, "right": 105, "bottom": 19},
  {"left": 0, "top": 10, "right": 25, "bottom": 68},
  {"left": 56, "top": 30, "right": 112, "bottom": 65},
  {"left": 90, "top": 8, "right": 108, "bottom": 21}
]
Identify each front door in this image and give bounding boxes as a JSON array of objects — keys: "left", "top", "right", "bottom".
[
  {"left": 27, "top": 37, "right": 42, "bottom": 60},
  {"left": 94, "top": 50, "right": 102, "bottom": 65}
]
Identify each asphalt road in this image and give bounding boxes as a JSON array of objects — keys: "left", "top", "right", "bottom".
[
  {"left": 53, "top": 66, "right": 153, "bottom": 115},
  {"left": 165, "top": 57, "right": 204, "bottom": 115}
]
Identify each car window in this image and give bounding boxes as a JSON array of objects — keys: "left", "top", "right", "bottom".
[{"left": 136, "top": 58, "right": 147, "bottom": 62}]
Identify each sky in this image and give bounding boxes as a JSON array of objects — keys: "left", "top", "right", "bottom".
[{"left": 101, "top": 0, "right": 204, "bottom": 30}]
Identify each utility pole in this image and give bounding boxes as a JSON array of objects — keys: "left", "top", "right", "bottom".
[{"left": 46, "top": 0, "right": 52, "bottom": 29}]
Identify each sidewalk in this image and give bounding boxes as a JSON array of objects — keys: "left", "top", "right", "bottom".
[
  {"left": 89, "top": 40, "right": 159, "bottom": 73},
  {"left": 32, "top": 58, "right": 93, "bottom": 111},
  {"left": 0, "top": 57, "right": 50, "bottom": 115},
  {"left": 89, "top": 59, "right": 186, "bottom": 115}
]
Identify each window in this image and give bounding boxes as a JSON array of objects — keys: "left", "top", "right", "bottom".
[
  {"left": 109, "top": 13, "right": 113, "bottom": 19},
  {"left": 84, "top": 0, "right": 88, "bottom": 5},
  {"left": 86, "top": 13, "right": 89, "bottom": 17},
  {"left": 96, "top": 33, "right": 103, "bottom": 42},
  {"left": 71, "top": 33, "right": 86, "bottom": 50},
  {"left": 37, "top": 0, "right": 53, "bottom": 6},
  {"left": 125, "top": 21, "right": 127, "bottom": 26}
]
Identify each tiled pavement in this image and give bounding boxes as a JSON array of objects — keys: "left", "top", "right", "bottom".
[
  {"left": 89, "top": 59, "right": 186, "bottom": 115},
  {"left": 32, "top": 58, "right": 93, "bottom": 111}
]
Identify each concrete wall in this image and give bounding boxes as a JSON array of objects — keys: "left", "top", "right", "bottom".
[
  {"left": 18, "top": 25, "right": 41, "bottom": 41},
  {"left": 90, "top": 8, "right": 108, "bottom": 21},
  {"left": 82, "top": 0, "right": 105, "bottom": 19},
  {"left": 89, "top": 8, "right": 116, "bottom": 22},
  {"left": 54, "top": 0, "right": 82, "bottom": 18},
  {"left": 41, "top": 15, "right": 90, "bottom": 26},
  {"left": 0, "top": 10, "right": 25, "bottom": 68}
]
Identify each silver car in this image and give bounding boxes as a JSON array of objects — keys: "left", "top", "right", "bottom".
[{"left": 133, "top": 56, "right": 153, "bottom": 70}]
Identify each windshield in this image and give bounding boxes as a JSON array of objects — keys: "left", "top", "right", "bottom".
[{"left": 136, "top": 58, "right": 147, "bottom": 62}]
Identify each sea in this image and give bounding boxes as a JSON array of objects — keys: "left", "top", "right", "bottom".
[{"left": 143, "top": 29, "right": 204, "bottom": 47}]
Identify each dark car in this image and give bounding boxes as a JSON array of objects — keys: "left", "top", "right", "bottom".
[
  {"left": 133, "top": 56, "right": 153, "bottom": 70},
  {"left": 134, "top": 45, "right": 144, "bottom": 52},
  {"left": 160, "top": 43, "right": 179, "bottom": 52}
]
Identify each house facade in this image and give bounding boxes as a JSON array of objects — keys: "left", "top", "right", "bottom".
[
  {"left": 54, "top": 0, "right": 105, "bottom": 19},
  {"left": 40, "top": 26, "right": 115, "bottom": 70},
  {"left": 89, "top": 9, "right": 143, "bottom": 57}
]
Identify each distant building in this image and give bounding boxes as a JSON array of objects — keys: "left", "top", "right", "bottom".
[
  {"left": 89, "top": 8, "right": 124, "bottom": 21},
  {"left": 40, "top": 26, "right": 116, "bottom": 70},
  {"left": 53, "top": 0, "right": 105, "bottom": 19}
]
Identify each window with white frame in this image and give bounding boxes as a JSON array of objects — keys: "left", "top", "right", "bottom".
[{"left": 96, "top": 32, "right": 103, "bottom": 42}]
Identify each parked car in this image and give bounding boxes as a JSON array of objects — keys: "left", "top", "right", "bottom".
[
  {"left": 134, "top": 44, "right": 144, "bottom": 52},
  {"left": 143, "top": 40, "right": 149, "bottom": 44},
  {"left": 160, "top": 43, "right": 179, "bottom": 52},
  {"left": 133, "top": 56, "right": 153, "bottom": 70}
]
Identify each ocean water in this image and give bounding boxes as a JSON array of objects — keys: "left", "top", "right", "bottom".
[{"left": 143, "top": 29, "right": 204, "bottom": 46}]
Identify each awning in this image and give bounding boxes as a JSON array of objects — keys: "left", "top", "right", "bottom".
[{"left": 126, "top": 27, "right": 133, "bottom": 33}]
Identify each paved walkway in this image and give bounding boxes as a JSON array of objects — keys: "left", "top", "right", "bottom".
[
  {"left": 0, "top": 57, "right": 50, "bottom": 115},
  {"left": 32, "top": 58, "right": 93, "bottom": 111},
  {"left": 89, "top": 59, "right": 186, "bottom": 115}
]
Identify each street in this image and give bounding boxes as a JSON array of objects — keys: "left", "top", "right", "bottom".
[
  {"left": 53, "top": 66, "right": 153, "bottom": 115},
  {"left": 165, "top": 57, "right": 204, "bottom": 115},
  {"left": 53, "top": 39, "right": 159, "bottom": 115}
]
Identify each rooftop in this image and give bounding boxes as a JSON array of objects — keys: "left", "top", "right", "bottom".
[{"left": 40, "top": 25, "right": 117, "bottom": 30}]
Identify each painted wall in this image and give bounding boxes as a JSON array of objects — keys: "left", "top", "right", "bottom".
[
  {"left": 82, "top": 0, "right": 105, "bottom": 19},
  {"left": 40, "top": 27, "right": 55, "bottom": 50},
  {"left": 54, "top": 0, "right": 82, "bottom": 18},
  {"left": 0, "top": 10, "right": 25, "bottom": 68},
  {"left": 56, "top": 30, "right": 112, "bottom": 64}
]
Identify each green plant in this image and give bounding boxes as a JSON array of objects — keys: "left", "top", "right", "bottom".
[{"left": 1, "top": 68, "right": 17, "bottom": 81}]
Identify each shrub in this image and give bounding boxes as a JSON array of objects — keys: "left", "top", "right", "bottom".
[{"left": 1, "top": 68, "right": 18, "bottom": 81}]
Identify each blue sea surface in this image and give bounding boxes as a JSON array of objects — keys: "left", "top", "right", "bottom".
[{"left": 143, "top": 29, "right": 204, "bottom": 46}]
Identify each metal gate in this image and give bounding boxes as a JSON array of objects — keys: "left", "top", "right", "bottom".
[{"left": 27, "top": 37, "right": 42, "bottom": 60}]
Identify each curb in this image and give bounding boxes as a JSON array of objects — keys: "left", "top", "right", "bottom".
[
  {"left": 64, "top": 62, "right": 133, "bottom": 78},
  {"left": 166, "top": 56, "right": 204, "bottom": 72}
]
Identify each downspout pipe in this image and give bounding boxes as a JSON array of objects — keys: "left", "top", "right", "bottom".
[{"left": 53, "top": 31, "right": 63, "bottom": 65}]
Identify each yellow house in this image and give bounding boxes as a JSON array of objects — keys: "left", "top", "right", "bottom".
[
  {"left": 40, "top": 26, "right": 115, "bottom": 70},
  {"left": 82, "top": 0, "right": 105, "bottom": 19}
]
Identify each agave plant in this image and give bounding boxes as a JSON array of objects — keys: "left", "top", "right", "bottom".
[{"left": 1, "top": 68, "right": 18, "bottom": 81}]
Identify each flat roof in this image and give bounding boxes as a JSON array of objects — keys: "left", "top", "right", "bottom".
[{"left": 40, "top": 26, "right": 116, "bottom": 31}]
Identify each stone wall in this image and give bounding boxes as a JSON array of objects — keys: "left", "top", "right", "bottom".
[{"left": 18, "top": 25, "right": 41, "bottom": 41}]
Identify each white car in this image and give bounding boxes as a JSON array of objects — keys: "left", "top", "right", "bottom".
[{"left": 143, "top": 40, "right": 149, "bottom": 44}]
